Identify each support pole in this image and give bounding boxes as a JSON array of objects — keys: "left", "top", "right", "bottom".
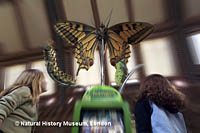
[{"left": 100, "top": 39, "right": 105, "bottom": 85}]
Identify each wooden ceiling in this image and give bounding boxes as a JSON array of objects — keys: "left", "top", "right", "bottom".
[{"left": 0, "top": 0, "right": 200, "bottom": 66}]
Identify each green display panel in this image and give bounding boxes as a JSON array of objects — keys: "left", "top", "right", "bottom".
[{"left": 72, "top": 85, "right": 132, "bottom": 133}]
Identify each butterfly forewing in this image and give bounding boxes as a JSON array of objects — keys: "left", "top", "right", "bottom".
[
  {"left": 109, "top": 22, "right": 154, "bottom": 44},
  {"left": 54, "top": 21, "right": 95, "bottom": 46}
]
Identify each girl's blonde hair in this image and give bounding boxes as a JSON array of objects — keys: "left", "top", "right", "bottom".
[{"left": 0, "top": 69, "right": 45, "bottom": 103}]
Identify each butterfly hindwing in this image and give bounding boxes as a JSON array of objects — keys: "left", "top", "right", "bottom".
[
  {"left": 109, "top": 22, "right": 154, "bottom": 44},
  {"left": 74, "top": 32, "right": 98, "bottom": 75},
  {"left": 107, "top": 30, "right": 131, "bottom": 66},
  {"left": 77, "top": 32, "right": 98, "bottom": 71},
  {"left": 106, "top": 22, "right": 153, "bottom": 66}
]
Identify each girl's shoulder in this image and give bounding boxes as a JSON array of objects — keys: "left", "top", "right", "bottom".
[
  {"left": 9, "top": 86, "right": 31, "bottom": 97},
  {"left": 135, "top": 98, "right": 152, "bottom": 114},
  {"left": 136, "top": 98, "right": 151, "bottom": 107}
]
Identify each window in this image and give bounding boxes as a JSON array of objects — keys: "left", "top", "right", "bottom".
[
  {"left": 4, "top": 64, "right": 26, "bottom": 89},
  {"left": 31, "top": 60, "right": 55, "bottom": 95},
  {"left": 187, "top": 33, "right": 200, "bottom": 64},
  {"left": 140, "top": 37, "right": 179, "bottom": 76}
]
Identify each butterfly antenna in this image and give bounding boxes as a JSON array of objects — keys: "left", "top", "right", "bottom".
[{"left": 105, "top": 9, "right": 113, "bottom": 28}]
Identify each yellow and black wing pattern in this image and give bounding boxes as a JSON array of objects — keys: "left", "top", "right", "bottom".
[
  {"left": 54, "top": 21, "right": 154, "bottom": 75},
  {"left": 106, "top": 29, "right": 130, "bottom": 66},
  {"left": 107, "top": 22, "right": 154, "bottom": 65},
  {"left": 109, "top": 22, "right": 154, "bottom": 45},
  {"left": 54, "top": 21, "right": 97, "bottom": 75}
]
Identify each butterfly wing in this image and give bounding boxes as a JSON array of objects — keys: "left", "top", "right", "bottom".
[
  {"left": 74, "top": 31, "right": 98, "bottom": 75},
  {"left": 54, "top": 21, "right": 95, "bottom": 46},
  {"left": 109, "top": 22, "right": 154, "bottom": 44},
  {"left": 107, "top": 30, "right": 131, "bottom": 66},
  {"left": 106, "top": 22, "right": 154, "bottom": 66},
  {"left": 54, "top": 21, "right": 97, "bottom": 75}
]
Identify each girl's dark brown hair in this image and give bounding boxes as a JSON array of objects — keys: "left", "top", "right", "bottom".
[{"left": 138, "top": 74, "right": 185, "bottom": 112}]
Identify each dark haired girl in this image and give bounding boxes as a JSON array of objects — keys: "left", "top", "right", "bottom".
[{"left": 134, "top": 74, "right": 186, "bottom": 133}]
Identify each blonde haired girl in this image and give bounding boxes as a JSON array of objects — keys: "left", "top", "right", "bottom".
[{"left": 0, "top": 69, "right": 47, "bottom": 133}]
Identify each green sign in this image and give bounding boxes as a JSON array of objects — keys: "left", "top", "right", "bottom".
[{"left": 82, "top": 85, "right": 122, "bottom": 102}]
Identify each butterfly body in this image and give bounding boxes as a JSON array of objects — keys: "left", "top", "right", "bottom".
[{"left": 54, "top": 21, "right": 154, "bottom": 75}]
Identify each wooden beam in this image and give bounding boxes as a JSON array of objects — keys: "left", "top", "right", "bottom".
[
  {"left": 0, "top": 48, "right": 43, "bottom": 67},
  {"left": 148, "top": 16, "right": 200, "bottom": 39},
  {"left": 0, "top": 68, "right": 5, "bottom": 91},
  {"left": 125, "top": 0, "right": 134, "bottom": 22},
  {"left": 148, "top": 20, "right": 176, "bottom": 39},
  {"left": 0, "top": 41, "right": 5, "bottom": 91},
  {"left": 0, "top": 46, "right": 73, "bottom": 66},
  {"left": 183, "top": 15, "right": 200, "bottom": 35},
  {"left": 0, "top": 42, "right": 5, "bottom": 57},
  {"left": 44, "top": 0, "right": 75, "bottom": 75},
  {"left": 44, "top": 0, "right": 75, "bottom": 103},
  {"left": 90, "top": 0, "right": 100, "bottom": 28},
  {"left": 54, "top": 0, "right": 67, "bottom": 22},
  {"left": 55, "top": 0, "right": 74, "bottom": 77},
  {"left": 10, "top": 1, "right": 31, "bottom": 50},
  {"left": 0, "top": 0, "right": 9, "bottom": 5},
  {"left": 164, "top": 0, "right": 194, "bottom": 76}
]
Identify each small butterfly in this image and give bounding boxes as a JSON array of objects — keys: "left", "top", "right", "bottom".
[{"left": 54, "top": 21, "right": 154, "bottom": 76}]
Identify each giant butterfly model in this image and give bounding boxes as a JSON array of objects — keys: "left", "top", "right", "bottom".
[
  {"left": 54, "top": 21, "right": 154, "bottom": 75},
  {"left": 44, "top": 20, "right": 154, "bottom": 85}
]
